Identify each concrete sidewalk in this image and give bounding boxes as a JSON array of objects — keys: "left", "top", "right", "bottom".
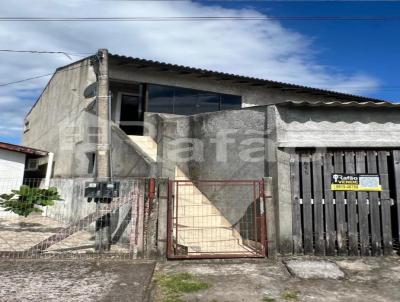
[
  {"left": 151, "top": 257, "right": 400, "bottom": 302},
  {"left": 0, "top": 260, "right": 156, "bottom": 302},
  {"left": 1, "top": 257, "right": 399, "bottom": 302}
]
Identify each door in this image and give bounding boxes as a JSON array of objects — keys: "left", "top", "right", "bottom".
[{"left": 116, "top": 92, "right": 143, "bottom": 135}]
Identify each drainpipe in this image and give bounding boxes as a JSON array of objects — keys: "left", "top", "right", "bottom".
[{"left": 95, "top": 48, "right": 111, "bottom": 252}]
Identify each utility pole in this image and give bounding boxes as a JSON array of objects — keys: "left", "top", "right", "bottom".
[
  {"left": 96, "top": 48, "right": 110, "bottom": 179},
  {"left": 95, "top": 48, "right": 111, "bottom": 252}
]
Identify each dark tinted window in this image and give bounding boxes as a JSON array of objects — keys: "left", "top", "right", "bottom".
[
  {"left": 174, "top": 87, "right": 198, "bottom": 115},
  {"left": 147, "top": 84, "right": 241, "bottom": 115},
  {"left": 197, "top": 93, "right": 220, "bottom": 114},
  {"left": 147, "top": 85, "right": 174, "bottom": 114},
  {"left": 221, "top": 94, "right": 242, "bottom": 110}
]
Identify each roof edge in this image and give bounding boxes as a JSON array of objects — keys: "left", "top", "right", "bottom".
[
  {"left": 0, "top": 142, "right": 48, "bottom": 156},
  {"left": 109, "top": 53, "right": 393, "bottom": 104}
]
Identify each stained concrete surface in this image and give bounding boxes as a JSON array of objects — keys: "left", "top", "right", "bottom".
[
  {"left": 0, "top": 260, "right": 156, "bottom": 302},
  {"left": 284, "top": 260, "right": 344, "bottom": 279},
  {"left": 1, "top": 257, "right": 400, "bottom": 302},
  {"left": 152, "top": 257, "right": 400, "bottom": 302}
]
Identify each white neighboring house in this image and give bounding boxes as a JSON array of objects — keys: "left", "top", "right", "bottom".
[{"left": 0, "top": 142, "right": 53, "bottom": 217}]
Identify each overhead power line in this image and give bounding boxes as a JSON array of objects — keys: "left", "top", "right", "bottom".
[
  {"left": 0, "top": 49, "right": 92, "bottom": 60},
  {"left": 0, "top": 73, "right": 53, "bottom": 87},
  {"left": 0, "top": 61, "right": 93, "bottom": 87},
  {"left": 0, "top": 49, "right": 92, "bottom": 55},
  {"left": 0, "top": 16, "right": 399, "bottom": 22}
]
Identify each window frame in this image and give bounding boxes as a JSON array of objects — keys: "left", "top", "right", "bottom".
[{"left": 115, "top": 91, "right": 141, "bottom": 127}]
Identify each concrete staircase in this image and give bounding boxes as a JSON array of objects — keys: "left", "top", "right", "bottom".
[
  {"left": 128, "top": 135, "right": 253, "bottom": 255},
  {"left": 128, "top": 135, "right": 158, "bottom": 161}
]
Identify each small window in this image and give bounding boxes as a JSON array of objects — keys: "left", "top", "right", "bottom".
[
  {"left": 24, "top": 120, "right": 30, "bottom": 132},
  {"left": 26, "top": 159, "right": 39, "bottom": 171},
  {"left": 87, "top": 152, "right": 96, "bottom": 174}
]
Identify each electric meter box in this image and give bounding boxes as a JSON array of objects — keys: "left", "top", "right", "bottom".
[
  {"left": 84, "top": 182, "right": 102, "bottom": 199},
  {"left": 101, "top": 182, "right": 120, "bottom": 198},
  {"left": 84, "top": 181, "right": 120, "bottom": 201}
]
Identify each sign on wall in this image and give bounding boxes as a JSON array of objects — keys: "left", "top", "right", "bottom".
[{"left": 331, "top": 173, "right": 382, "bottom": 191}]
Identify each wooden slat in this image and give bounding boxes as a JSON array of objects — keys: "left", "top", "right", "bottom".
[
  {"left": 345, "top": 151, "right": 358, "bottom": 256},
  {"left": 301, "top": 153, "right": 313, "bottom": 254},
  {"left": 393, "top": 150, "right": 400, "bottom": 246},
  {"left": 334, "top": 151, "right": 347, "bottom": 255},
  {"left": 378, "top": 151, "right": 393, "bottom": 255},
  {"left": 367, "top": 150, "right": 382, "bottom": 256},
  {"left": 356, "top": 151, "right": 370, "bottom": 256},
  {"left": 323, "top": 153, "right": 336, "bottom": 255},
  {"left": 312, "top": 152, "right": 325, "bottom": 255},
  {"left": 290, "top": 153, "right": 303, "bottom": 254}
]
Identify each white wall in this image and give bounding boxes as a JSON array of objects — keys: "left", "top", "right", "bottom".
[{"left": 0, "top": 149, "right": 26, "bottom": 218}]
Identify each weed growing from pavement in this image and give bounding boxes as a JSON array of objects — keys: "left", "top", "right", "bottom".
[
  {"left": 156, "top": 272, "right": 210, "bottom": 302},
  {"left": 281, "top": 290, "right": 300, "bottom": 301}
]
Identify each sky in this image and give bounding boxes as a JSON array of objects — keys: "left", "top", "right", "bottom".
[{"left": 0, "top": 0, "right": 399, "bottom": 144}]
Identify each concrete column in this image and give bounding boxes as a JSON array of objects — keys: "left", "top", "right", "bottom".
[
  {"left": 263, "top": 177, "right": 277, "bottom": 258},
  {"left": 96, "top": 48, "right": 110, "bottom": 180},
  {"left": 265, "top": 106, "right": 293, "bottom": 255},
  {"left": 276, "top": 148, "right": 293, "bottom": 254},
  {"left": 156, "top": 178, "right": 169, "bottom": 258},
  {"left": 95, "top": 49, "right": 111, "bottom": 252}
]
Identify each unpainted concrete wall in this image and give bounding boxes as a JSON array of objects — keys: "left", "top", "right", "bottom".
[
  {"left": 156, "top": 109, "right": 267, "bottom": 225},
  {"left": 111, "top": 124, "right": 157, "bottom": 177},
  {"left": 22, "top": 59, "right": 98, "bottom": 177}
]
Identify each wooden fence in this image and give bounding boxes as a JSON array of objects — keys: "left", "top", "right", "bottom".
[{"left": 290, "top": 149, "right": 400, "bottom": 256}]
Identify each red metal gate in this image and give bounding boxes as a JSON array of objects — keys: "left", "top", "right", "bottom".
[{"left": 167, "top": 179, "right": 266, "bottom": 259}]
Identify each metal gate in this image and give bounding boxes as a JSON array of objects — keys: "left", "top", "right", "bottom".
[{"left": 167, "top": 180, "right": 266, "bottom": 259}]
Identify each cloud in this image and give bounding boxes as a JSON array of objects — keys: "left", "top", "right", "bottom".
[{"left": 0, "top": 0, "right": 380, "bottom": 142}]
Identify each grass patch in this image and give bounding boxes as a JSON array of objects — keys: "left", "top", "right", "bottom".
[
  {"left": 156, "top": 272, "right": 210, "bottom": 302},
  {"left": 281, "top": 290, "right": 300, "bottom": 301},
  {"left": 262, "top": 296, "right": 276, "bottom": 302}
]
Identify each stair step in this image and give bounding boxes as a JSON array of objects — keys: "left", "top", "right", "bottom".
[
  {"left": 175, "top": 227, "right": 239, "bottom": 242},
  {"left": 177, "top": 204, "right": 219, "bottom": 216},
  {"left": 175, "top": 215, "right": 232, "bottom": 227},
  {"left": 127, "top": 135, "right": 157, "bottom": 161}
]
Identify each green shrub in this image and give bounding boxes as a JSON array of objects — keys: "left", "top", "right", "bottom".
[{"left": 0, "top": 185, "right": 61, "bottom": 217}]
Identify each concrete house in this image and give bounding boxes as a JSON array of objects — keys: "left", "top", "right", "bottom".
[{"left": 22, "top": 49, "right": 400, "bottom": 257}]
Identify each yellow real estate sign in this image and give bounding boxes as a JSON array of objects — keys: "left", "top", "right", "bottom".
[{"left": 330, "top": 174, "right": 382, "bottom": 192}]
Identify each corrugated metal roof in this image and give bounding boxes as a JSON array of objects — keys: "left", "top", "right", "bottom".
[
  {"left": 276, "top": 100, "right": 400, "bottom": 108},
  {"left": 0, "top": 142, "right": 48, "bottom": 156},
  {"left": 109, "top": 53, "right": 392, "bottom": 103}
]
